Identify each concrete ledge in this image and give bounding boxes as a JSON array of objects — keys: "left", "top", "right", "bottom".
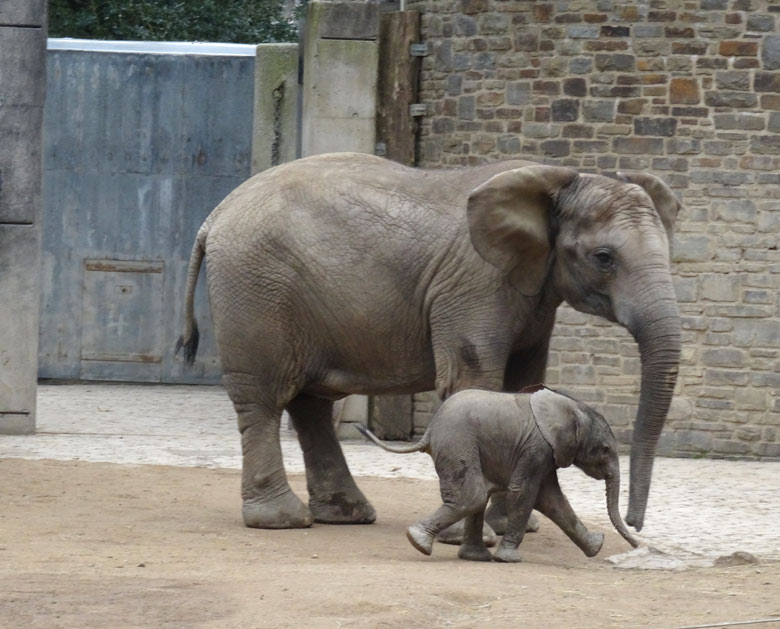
[{"left": 47, "top": 39, "right": 258, "bottom": 56}]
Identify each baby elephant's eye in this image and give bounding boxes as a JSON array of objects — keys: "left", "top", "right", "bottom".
[
  {"left": 601, "top": 444, "right": 611, "bottom": 455},
  {"left": 591, "top": 248, "right": 615, "bottom": 271}
]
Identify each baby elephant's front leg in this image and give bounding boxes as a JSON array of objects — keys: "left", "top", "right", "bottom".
[{"left": 536, "top": 473, "right": 604, "bottom": 557}]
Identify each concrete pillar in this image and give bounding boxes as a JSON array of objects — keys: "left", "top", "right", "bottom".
[
  {"left": 0, "top": 1, "right": 46, "bottom": 434},
  {"left": 301, "top": 1, "right": 379, "bottom": 157},
  {"left": 251, "top": 43, "right": 300, "bottom": 175},
  {"left": 299, "top": 2, "right": 380, "bottom": 437}
]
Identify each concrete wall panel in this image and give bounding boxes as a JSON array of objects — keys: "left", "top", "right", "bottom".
[
  {"left": 299, "top": 2, "right": 380, "bottom": 431},
  {"left": 301, "top": 2, "right": 379, "bottom": 158},
  {"left": 0, "top": 225, "right": 40, "bottom": 433},
  {"left": 0, "top": 103, "right": 43, "bottom": 224},
  {"left": 0, "top": 27, "right": 46, "bottom": 106},
  {"left": 0, "top": 0, "right": 45, "bottom": 433},
  {"left": 302, "top": 39, "right": 378, "bottom": 155}
]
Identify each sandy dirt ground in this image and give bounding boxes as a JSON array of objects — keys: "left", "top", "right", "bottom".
[{"left": 1, "top": 458, "right": 778, "bottom": 629}]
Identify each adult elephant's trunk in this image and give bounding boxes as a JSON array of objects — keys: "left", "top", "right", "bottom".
[
  {"left": 606, "top": 473, "right": 639, "bottom": 548},
  {"left": 625, "top": 290, "right": 681, "bottom": 532}
]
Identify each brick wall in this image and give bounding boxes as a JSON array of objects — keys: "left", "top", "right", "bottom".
[{"left": 406, "top": 0, "right": 780, "bottom": 460}]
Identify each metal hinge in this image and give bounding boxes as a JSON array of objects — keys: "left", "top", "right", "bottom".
[
  {"left": 410, "top": 43, "right": 428, "bottom": 57},
  {"left": 409, "top": 104, "right": 428, "bottom": 117}
]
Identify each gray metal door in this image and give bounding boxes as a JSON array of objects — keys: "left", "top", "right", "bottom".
[
  {"left": 79, "top": 259, "right": 165, "bottom": 382},
  {"left": 39, "top": 41, "right": 257, "bottom": 383}
]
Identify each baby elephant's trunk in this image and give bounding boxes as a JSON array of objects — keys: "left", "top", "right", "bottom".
[{"left": 606, "top": 475, "right": 640, "bottom": 548}]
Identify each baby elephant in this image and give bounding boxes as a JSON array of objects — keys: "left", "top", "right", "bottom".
[{"left": 356, "top": 387, "right": 639, "bottom": 562}]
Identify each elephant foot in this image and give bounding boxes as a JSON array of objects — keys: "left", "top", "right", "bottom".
[
  {"left": 525, "top": 512, "right": 540, "bottom": 533},
  {"left": 407, "top": 524, "right": 434, "bottom": 556},
  {"left": 493, "top": 544, "right": 523, "bottom": 563},
  {"left": 437, "top": 520, "right": 497, "bottom": 547},
  {"left": 243, "top": 491, "right": 314, "bottom": 529},
  {"left": 581, "top": 531, "right": 605, "bottom": 558},
  {"left": 309, "top": 491, "right": 376, "bottom": 525},
  {"left": 458, "top": 544, "right": 493, "bottom": 562}
]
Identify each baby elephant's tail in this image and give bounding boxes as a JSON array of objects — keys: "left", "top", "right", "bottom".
[{"left": 355, "top": 424, "right": 430, "bottom": 454}]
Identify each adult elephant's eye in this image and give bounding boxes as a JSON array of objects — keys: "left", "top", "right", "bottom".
[{"left": 591, "top": 248, "right": 615, "bottom": 271}]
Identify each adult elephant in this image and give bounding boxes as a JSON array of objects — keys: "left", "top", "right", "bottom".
[{"left": 177, "top": 152, "right": 681, "bottom": 533}]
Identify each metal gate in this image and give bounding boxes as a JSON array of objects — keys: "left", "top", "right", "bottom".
[{"left": 39, "top": 40, "right": 259, "bottom": 383}]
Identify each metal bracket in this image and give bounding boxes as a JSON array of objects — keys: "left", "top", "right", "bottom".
[
  {"left": 374, "top": 142, "right": 387, "bottom": 156},
  {"left": 409, "top": 103, "right": 428, "bottom": 117},
  {"left": 410, "top": 43, "right": 428, "bottom": 57}
]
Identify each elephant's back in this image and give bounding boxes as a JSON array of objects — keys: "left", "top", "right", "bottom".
[
  {"left": 203, "top": 154, "right": 451, "bottom": 271},
  {"left": 205, "top": 152, "right": 538, "bottom": 231},
  {"left": 200, "top": 154, "right": 446, "bottom": 384}
]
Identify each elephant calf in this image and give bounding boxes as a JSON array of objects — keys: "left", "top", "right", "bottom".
[{"left": 357, "top": 387, "right": 639, "bottom": 562}]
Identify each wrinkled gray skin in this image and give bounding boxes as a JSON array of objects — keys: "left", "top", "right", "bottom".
[
  {"left": 357, "top": 387, "right": 639, "bottom": 562},
  {"left": 177, "top": 152, "right": 681, "bottom": 533}
]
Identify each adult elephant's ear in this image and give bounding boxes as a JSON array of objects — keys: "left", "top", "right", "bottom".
[
  {"left": 529, "top": 388, "right": 591, "bottom": 468},
  {"left": 617, "top": 172, "right": 681, "bottom": 246},
  {"left": 467, "top": 165, "right": 578, "bottom": 296}
]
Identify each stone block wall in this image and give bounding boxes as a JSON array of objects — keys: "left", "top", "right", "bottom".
[{"left": 406, "top": 0, "right": 780, "bottom": 459}]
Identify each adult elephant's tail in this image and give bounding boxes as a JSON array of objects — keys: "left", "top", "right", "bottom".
[{"left": 175, "top": 226, "right": 208, "bottom": 365}]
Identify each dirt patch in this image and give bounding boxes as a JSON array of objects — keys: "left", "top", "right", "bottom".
[{"left": 0, "top": 459, "right": 777, "bottom": 628}]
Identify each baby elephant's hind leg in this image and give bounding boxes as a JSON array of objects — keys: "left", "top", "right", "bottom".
[
  {"left": 407, "top": 504, "right": 464, "bottom": 556},
  {"left": 408, "top": 466, "right": 490, "bottom": 559},
  {"left": 458, "top": 508, "right": 493, "bottom": 562}
]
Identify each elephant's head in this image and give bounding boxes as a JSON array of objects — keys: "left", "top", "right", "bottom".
[
  {"left": 529, "top": 387, "right": 639, "bottom": 548},
  {"left": 468, "top": 166, "right": 682, "bottom": 531}
]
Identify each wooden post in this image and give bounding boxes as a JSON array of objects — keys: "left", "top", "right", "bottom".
[
  {"left": 375, "top": 10, "right": 421, "bottom": 166},
  {"left": 369, "top": 10, "right": 422, "bottom": 440}
]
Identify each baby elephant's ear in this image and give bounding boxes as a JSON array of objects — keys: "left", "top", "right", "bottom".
[{"left": 530, "top": 388, "right": 590, "bottom": 468}]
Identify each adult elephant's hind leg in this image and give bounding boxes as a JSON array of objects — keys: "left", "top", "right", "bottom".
[
  {"left": 288, "top": 394, "right": 376, "bottom": 524},
  {"left": 227, "top": 373, "right": 313, "bottom": 529}
]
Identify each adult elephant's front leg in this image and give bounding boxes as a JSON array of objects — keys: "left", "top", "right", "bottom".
[{"left": 287, "top": 395, "right": 376, "bottom": 524}]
